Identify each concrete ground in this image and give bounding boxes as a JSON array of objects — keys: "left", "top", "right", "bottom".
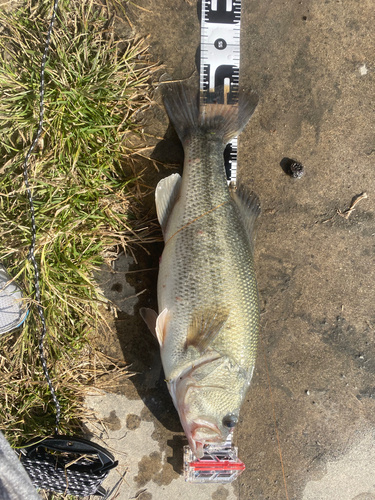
[{"left": 87, "top": 1, "right": 375, "bottom": 499}]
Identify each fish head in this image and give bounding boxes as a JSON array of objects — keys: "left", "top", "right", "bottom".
[{"left": 168, "top": 356, "right": 249, "bottom": 458}]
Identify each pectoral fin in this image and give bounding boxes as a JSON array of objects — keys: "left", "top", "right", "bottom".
[
  {"left": 140, "top": 307, "right": 158, "bottom": 338},
  {"left": 140, "top": 307, "right": 170, "bottom": 347},
  {"left": 230, "top": 184, "right": 261, "bottom": 254},
  {"left": 155, "top": 173, "right": 181, "bottom": 237},
  {"left": 185, "top": 308, "right": 229, "bottom": 354},
  {"left": 155, "top": 308, "right": 170, "bottom": 347}
]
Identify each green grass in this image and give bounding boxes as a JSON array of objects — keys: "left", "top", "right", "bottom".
[{"left": 0, "top": 0, "right": 157, "bottom": 451}]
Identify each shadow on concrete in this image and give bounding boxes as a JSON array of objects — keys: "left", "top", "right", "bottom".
[
  {"left": 166, "top": 435, "right": 186, "bottom": 474},
  {"left": 111, "top": 238, "right": 183, "bottom": 435},
  {"left": 105, "top": 125, "right": 184, "bottom": 435},
  {"left": 149, "top": 123, "right": 183, "bottom": 166}
]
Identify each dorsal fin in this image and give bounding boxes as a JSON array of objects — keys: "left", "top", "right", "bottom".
[
  {"left": 185, "top": 308, "right": 229, "bottom": 354},
  {"left": 230, "top": 184, "right": 261, "bottom": 254},
  {"left": 155, "top": 173, "right": 181, "bottom": 237}
]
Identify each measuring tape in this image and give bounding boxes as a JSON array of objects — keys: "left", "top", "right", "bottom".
[{"left": 200, "top": 0, "right": 242, "bottom": 184}]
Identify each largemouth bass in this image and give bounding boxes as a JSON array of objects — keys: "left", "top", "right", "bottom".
[{"left": 141, "top": 83, "right": 260, "bottom": 458}]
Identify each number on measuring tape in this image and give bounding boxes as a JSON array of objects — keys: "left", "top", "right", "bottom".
[
  {"left": 200, "top": 0, "right": 242, "bottom": 183},
  {"left": 200, "top": 0, "right": 241, "bottom": 104}
]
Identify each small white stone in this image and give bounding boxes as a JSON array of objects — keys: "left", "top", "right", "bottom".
[{"left": 359, "top": 64, "right": 368, "bottom": 76}]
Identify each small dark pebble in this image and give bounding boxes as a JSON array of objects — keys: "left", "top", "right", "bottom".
[
  {"left": 280, "top": 157, "right": 305, "bottom": 178},
  {"left": 290, "top": 161, "right": 305, "bottom": 178}
]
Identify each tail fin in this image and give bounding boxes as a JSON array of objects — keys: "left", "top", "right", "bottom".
[{"left": 161, "top": 82, "right": 258, "bottom": 145}]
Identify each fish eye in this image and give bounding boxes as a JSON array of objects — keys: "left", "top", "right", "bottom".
[{"left": 222, "top": 414, "right": 238, "bottom": 428}]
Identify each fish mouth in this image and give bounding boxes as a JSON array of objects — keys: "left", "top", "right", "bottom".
[
  {"left": 171, "top": 378, "right": 224, "bottom": 458},
  {"left": 176, "top": 382, "right": 225, "bottom": 459},
  {"left": 187, "top": 419, "right": 224, "bottom": 459},
  {"left": 166, "top": 353, "right": 225, "bottom": 458}
]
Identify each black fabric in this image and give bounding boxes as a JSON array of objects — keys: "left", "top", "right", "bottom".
[
  {"left": 19, "top": 436, "right": 118, "bottom": 497},
  {"left": 21, "top": 453, "right": 109, "bottom": 496}
]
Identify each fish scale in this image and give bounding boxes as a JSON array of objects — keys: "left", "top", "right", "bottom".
[
  {"left": 142, "top": 82, "right": 260, "bottom": 459},
  {"left": 159, "top": 134, "right": 258, "bottom": 370}
]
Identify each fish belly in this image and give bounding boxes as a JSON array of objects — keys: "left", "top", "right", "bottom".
[{"left": 157, "top": 139, "right": 260, "bottom": 381}]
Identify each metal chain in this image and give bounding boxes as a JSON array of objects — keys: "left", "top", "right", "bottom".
[{"left": 22, "top": 0, "right": 60, "bottom": 435}]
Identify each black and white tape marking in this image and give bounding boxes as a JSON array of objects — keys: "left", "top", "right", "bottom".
[{"left": 200, "top": 0, "right": 242, "bottom": 183}]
